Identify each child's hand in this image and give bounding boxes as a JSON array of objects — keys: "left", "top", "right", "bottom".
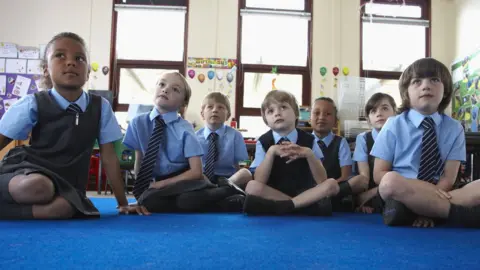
[
  {"left": 435, "top": 189, "right": 451, "bottom": 200},
  {"left": 150, "top": 180, "right": 168, "bottom": 190},
  {"left": 279, "top": 143, "right": 313, "bottom": 163},
  {"left": 118, "top": 204, "right": 151, "bottom": 216},
  {"left": 412, "top": 216, "right": 435, "bottom": 228}
]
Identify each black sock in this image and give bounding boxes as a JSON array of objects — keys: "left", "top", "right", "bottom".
[
  {"left": 0, "top": 202, "right": 33, "bottom": 220},
  {"left": 337, "top": 181, "right": 353, "bottom": 197},
  {"left": 299, "top": 198, "right": 332, "bottom": 216},
  {"left": 243, "top": 195, "right": 294, "bottom": 215},
  {"left": 382, "top": 199, "right": 416, "bottom": 226},
  {"left": 448, "top": 204, "right": 480, "bottom": 228}
]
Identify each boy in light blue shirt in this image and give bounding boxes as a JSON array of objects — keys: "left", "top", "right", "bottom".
[{"left": 372, "top": 58, "right": 480, "bottom": 228}]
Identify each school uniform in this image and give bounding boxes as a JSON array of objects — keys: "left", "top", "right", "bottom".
[
  {"left": 312, "top": 132, "right": 352, "bottom": 180},
  {"left": 0, "top": 88, "right": 122, "bottom": 218},
  {"left": 371, "top": 109, "right": 466, "bottom": 225},
  {"left": 250, "top": 128, "right": 324, "bottom": 197},
  {"left": 353, "top": 129, "right": 378, "bottom": 189},
  {"left": 123, "top": 109, "right": 213, "bottom": 212},
  {"left": 196, "top": 124, "right": 249, "bottom": 183}
]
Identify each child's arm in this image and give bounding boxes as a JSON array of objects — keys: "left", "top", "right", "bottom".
[
  {"left": 0, "top": 95, "right": 37, "bottom": 150},
  {"left": 337, "top": 138, "right": 353, "bottom": 182},
  {"left": 437, "top": 127, "right": 465, "bottom": 191},
  {"left": 99, "top": 142, "right": 128, "bottom": 207},
  {"left": 305, "top": 147, "right": 328, "bottom": 184},
  {"left": 352, "top": 133, "right": 370, "bottom": 180},
  {"left": 134, "top": 150, "right": 143, "bottom": 177},
  {"left": 373, "top": 158, "right": 392, "bottom": 185},
  {"left": 152, "top": 156, "right": 204, "bottom": 188},
  {"left": 357, "top": 162, "right": 370, "bottom": 180},
  {"left": 370, "top": 119, "right": 396, "bottom": 185},
  {"left": 282, "top": 142, "right": 327, "bottom": 184},
  {"left": 252, "top": 142, "right": 277, "bottom": 184}
]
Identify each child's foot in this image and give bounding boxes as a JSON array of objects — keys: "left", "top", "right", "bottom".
[
  {"left": 300, "top": 198, "right": 332, "bottom": 216},
  {"left": 217, "top": 177, "right": 245, "bottom": 195},
  {"left": 243, "top": 195, "right": 294, "bottom": 215},
  {"left": 355, "top": 205, "right": 375, "bottom": 214},
  {"left": 217, "top": 194, "right": 245, "bottom": 212},
  {"left": 382, "top": 199, "right": 416, "bottom": 226}
]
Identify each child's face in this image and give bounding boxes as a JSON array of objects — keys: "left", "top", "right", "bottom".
[
  {"left": 264, "top": 101, "right": 297, "bottom": 133},
  {"left": 201, "top": 100, "right": 229, "bottom": 128},
  {"left": 310, "top": 100, "right": 335, "bottom": 134},
  {"left": 407, "top": 77, "right": 444, "bottom": 114},
  {"left": 368, "top": 98, "right": 395, "bottom": 130},
  {"left": 154, "top": 73, "right": 186, "bottom": 113},
  {"left": 45, "top": 38, "right": 89, "bottom": 91}
]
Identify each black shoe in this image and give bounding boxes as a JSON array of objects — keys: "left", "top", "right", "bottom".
[
  {"left": 243, "top": 195, "right": 294, "bottom": 215},
  {"left": 300, "top": 198, "right": 332, "bottom": 216},
  {"left": 448, "top": 204, "right": 480, "bottom": 228},
  {"left": 217, "top": 177, "right": 245, "bottom": 195},
  {"left": 332, "top": 195, "right": 355, "bottom": 212},
  {"left": 217, "top": 194, "right": 245, "bottom": 212},
  {"left": 383, "top": 199, "right": 416, "bottom": 226}
]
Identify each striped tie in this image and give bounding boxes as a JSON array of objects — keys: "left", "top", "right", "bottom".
[
  {"left": 133, "top": 117, "right": 166, "bottom": 199},
  {"left": 417, "top": 117, "right": 442, "bottom": 183},
  {"left": 277, "top": 137, "right": 290, "bottom": 145},
  {"left": 67, "top": 103, "right": 82, "bottom": 113},
  {"left": 317, "top": 140, "right": 327, "bottom": 154},
  {"left": 204, "top": 132, "right": 218, "bottom": 183}
]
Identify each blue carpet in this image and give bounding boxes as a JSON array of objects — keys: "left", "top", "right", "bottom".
[{"left": 0, "top": 198, "right": 479, "bottom": 270}]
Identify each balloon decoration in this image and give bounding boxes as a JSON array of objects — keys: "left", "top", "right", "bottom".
[
  {"left": 319, "top": 66, "right": 327, "bottom": 97},
  {"left": 342, "top": 67, "right": 350, "bottom": 76},
  {"left": 102, "top": 66, "right": 109, "bottom": 75},
  {"left": 188, "top": 69, "right": 195, "bottom": 79},
  {"left": 216, "top": 70, "right": 223, "bottom": 80},
  {"left": 320, "top": 67, "right": 327, "bottom": 77},
  {"left": 91, "top": 62, "right": 99, "bottom": 72},
  {"left": 272, "top": 78, "right": 277, "bottom": 90},
  {"left": 333, "top": 66, "right": 339, "bottom": 88},
  {"left": 198, "top": 73, "right": 205, "bottom": 83},
  {"left": 207, "top": 70, "right": 215, "bottom": 80},
  {"left": 226, "top": 72, "right": 234, "bottom": 83}
]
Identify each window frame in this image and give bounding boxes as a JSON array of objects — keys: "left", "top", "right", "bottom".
[
  {"left": 109, "top": 0, "right": 189, "bottom": 112},
  {"left": 359, "top": 0, "right": 431, "bottom": 80},
  {"left": 235, "top": 0, "right": 313, "bottom": 125}
]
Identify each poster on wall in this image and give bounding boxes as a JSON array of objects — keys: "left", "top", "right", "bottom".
[
  {"left": 451, "top": 48, "right": 480, "bottom": 131},
  {"left": 0, "top": 73, "right": 41, "bottom": 120}
]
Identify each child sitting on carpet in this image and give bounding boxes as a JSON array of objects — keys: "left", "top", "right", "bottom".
[
  {"left": 351, "top": 93, "right": 396, "bottom": 214},
  {"left": 123, "top": 72, "right": 243, "bottom": 213},
  {"left": 193, "top": 92, "right": 251, "bottom": 210},
  {"left": 0, "top": 32, "right": 146, "bottom": 219},
  {"left": 310, "top": 97, "right": 357, "bottom": 212},
  {"left": 372, "top": 57, "right": 480, "bottom": 228},
  {"left": 243, "top": 90, "right": 339, "bottom": 215}
]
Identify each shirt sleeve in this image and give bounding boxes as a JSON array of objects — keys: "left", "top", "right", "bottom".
[
  {"left": 249, "top": 141, "right": 265, "bottom": 170},
  {"left": 446, "top": 125, "right": 466, "bottom": 162},
  {"left": 183, "top": 126, "right": 204, "bottom": 158},
  {"left": 353, "top": 133, "right": 368, "bottom": 162},
  {"left": 370, "top": 118, "right": 396, "bottom": 162},
  {"left": 98, "top": 97, "right": 123, "bottom": 145},
  {"left": 234, "top": 132, "right": 249, "bottom": 163},
  {"left": 0, "top": 94, "right": 37, "bottom": 140},
  {"left": 122, "top": 117, "right": 141, "bottom": 151},
  {"left": 338, "top": 138, "right": 353, "bottom": 167}
]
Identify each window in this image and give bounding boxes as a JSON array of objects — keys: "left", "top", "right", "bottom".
[
  {"left": 360, "top": 0, "right": 430, "bottom": 79},
  {"left": 236, "top": 0, "right": 312, "bottom": 132},
  {"left": 110, "top": 0, "right": 188, "bottom": 111}
]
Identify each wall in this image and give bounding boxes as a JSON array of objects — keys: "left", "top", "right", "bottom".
[
  {"left": 0, "top": 0, "right": 458, "bottom": 129},
  {"left": 453, "top": 0, "right": 480, "bottom": 58}
]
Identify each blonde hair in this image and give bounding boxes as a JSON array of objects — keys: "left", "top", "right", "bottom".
[
  {"left": 157, "top": 71, "right": 192, "bottom": 108},
  {"left": 201, "top": 92, "right": 232, "bottom": 118},
  {"left": 261, "top": 90, "right": 299, "bottom": 125}
]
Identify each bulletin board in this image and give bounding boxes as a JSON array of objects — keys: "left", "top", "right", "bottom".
[{"left": 0, "top": 42, "right": 43, "bottom": 120}]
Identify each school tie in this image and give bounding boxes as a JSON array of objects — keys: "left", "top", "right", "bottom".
[
  {"left": 204, "top": 132, "right": 219, "bottom": 182},
  {"left": 277, "top": 137, "right": 290, "bottom": 144},
  {"left": 133, "top": 116, "right": 166, "bottom": 200},
  {"left": 67, "top": 103, "right": 82, "bottom": 113},
  {"left": 417, "top": 117, "right": 442, "bottom": 183},
  {"left": 317, "top": 139, "right": 327, "bottom": 154}
]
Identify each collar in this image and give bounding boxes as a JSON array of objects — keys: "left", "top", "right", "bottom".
[
  {"left": 408, "top": 109, "right": 442, "bottom": 128},
  {"left": 149, "top": 108, "right": 179, "bottom": 124},
  {"left": 203, "top": 124, "right": 226, "bottom": 139},
  {"left": 51, "top": 88, "right": 88, "bottom": 111}
]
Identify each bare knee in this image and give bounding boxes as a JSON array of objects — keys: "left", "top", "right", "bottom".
[
  {"left": 350, "top": 175, "right": 369, "bottom": 192},
  {"left": 245, "top": 180, "right": 265, "bottom": 196},
  {"left": 321, "top": 178, "right": 340, "bottom": 196},
  {"left": 237, "top": 168, "right": 252, "bottom": 180},
  {"left": 378, "top": 172, "right": 405, "bottom": 200},
  {"left": 10, "top": 174, "right": 55, "bottom": 204}
]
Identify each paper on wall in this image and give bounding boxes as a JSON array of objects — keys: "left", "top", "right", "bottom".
[
  {"left": 27, "top": 60, "right": 42, "bottom": 75},
  {"left": 39, "top": 44, "right": 47, "bottom": 59},
  {"left": 18, "top": 46, "right": 40, "bottom": 59},
  {"left": 0, "top": 58, "right": 5, "bottom": 73},
  {"left": 3, "top": 98, "right": 19, "bottom": 112},
  {"left": 0, "top": 43, "right": 17, "bottom": 58},
  {"left": 12, "top": 75, "right": 31, "bottom": 97},
  {"left": 6, "top": 59, "right": 26, "bottom": 74},
  {"left": 0, "top": 75, "right": 6, "bottom": 95}
]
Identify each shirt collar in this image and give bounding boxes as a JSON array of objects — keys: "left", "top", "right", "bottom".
[
  {"left": 203, "top": 124, "right": 226, "bottom": 139},
  {"left": 312, "top": 131, "right": 334, "bottom": 145},
  {"left": 273, "top": 129, "right": 298, "bottom": 144},
  {"left": 408, "top": 109, "right": 442, "bottom": 128},
  {"left": 51, "top": 88, "right": 88, "bottom": 112},
  {"left": 149, "top": 108, "right": 179, "bottom": 124}
]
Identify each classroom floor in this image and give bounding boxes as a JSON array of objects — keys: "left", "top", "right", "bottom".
[{"left": 0, "top": 197, "right": 479, "bottom": 270}]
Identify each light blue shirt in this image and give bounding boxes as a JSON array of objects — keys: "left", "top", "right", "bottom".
[
  {"left": 371, "top": 109, "right": 466, "bottom": 182},
  {"left": 353, "top": 128, "right": 379, "bottom": 163},
  {"left": 250, "top": 129, "right": 324, "bottom": 170},
  {"left": 123, "top": 109, "right": 203, "bottom": 178},
  {"left": 196, "top": 124, "right": 249, "bottom": 177},
  {"left": 0, "top": 88, "right": 122, "bottom": 144},
  {"left": 312, "top": 132, "right": 353, "bottom": 167}
]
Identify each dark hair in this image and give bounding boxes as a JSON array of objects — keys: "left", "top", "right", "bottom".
[
  {"left": 398, "top": 58, "right": 453, "bottom": 114},
  {"left": 40, "top": 32, "right": 88, "bottom": 90},
  {"left": 314, "top": 97, "right": 338, "bottom": 120},
  {"left": 365, "top": 92, "right": 397, "bottom": 116}
]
